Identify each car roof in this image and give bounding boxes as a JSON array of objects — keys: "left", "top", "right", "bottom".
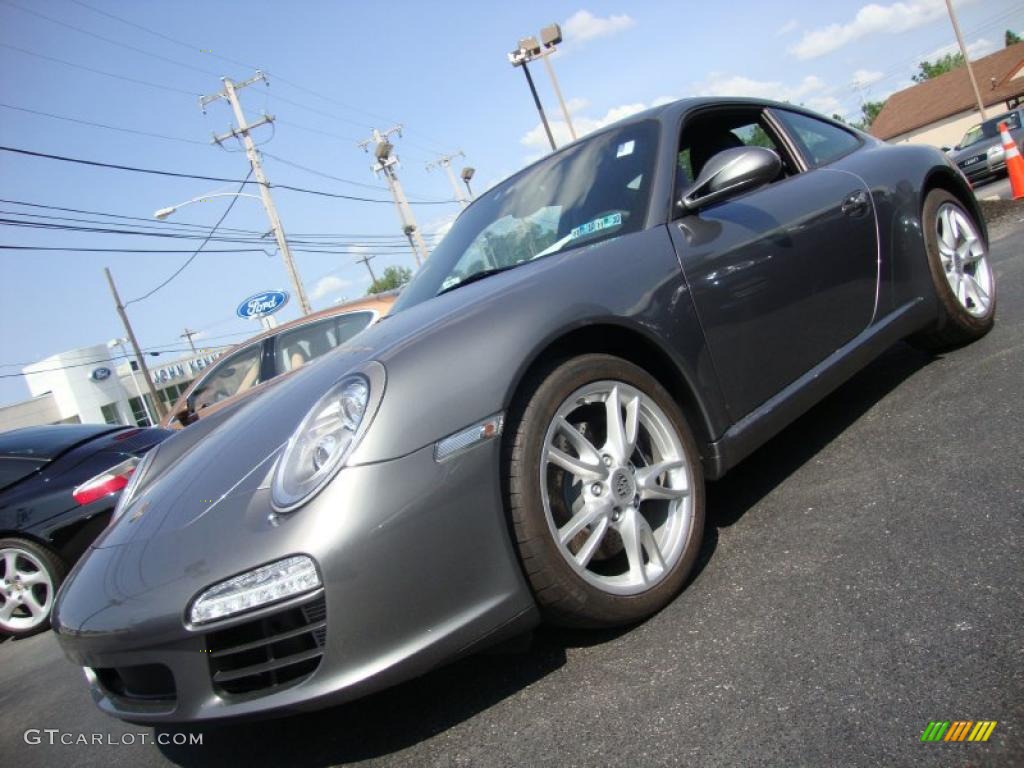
[
  {"left": 0, "top": 423, "right": 124, "bottom": 459},
  {"left": 470, "top": 96, "right": 838, "bottom": 197}
]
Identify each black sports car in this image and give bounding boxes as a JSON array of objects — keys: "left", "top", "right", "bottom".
[{"left": 0, "top": 423, "right": 170, "bottom": 637}]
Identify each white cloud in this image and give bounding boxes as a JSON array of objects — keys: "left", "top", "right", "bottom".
[
  {"left": 563, "top": 10, "right": 635, "bottom": 45},
  {"left": 310, "top": 275, "right": 352, "bottom": 301},
  {"left": 520, "top": 102, "right": 648, "bottom": 150},
  {"left": 777, "top": 19, "right": 799, "bottom": 36},
  {"left": 692, "top": 72, "right": 840, "bottom": 113},
  {"left": 916, "top": 36, "right": 996, "bottom": 65},
  {"left": 851, "top": 69, "right": 884, "bottom": 88},
  {"left": 789, "top": 0, "right": 979, "bottom": 60},
  {"left": 423, "top": 213, "right": 458, "bottom": 240}
]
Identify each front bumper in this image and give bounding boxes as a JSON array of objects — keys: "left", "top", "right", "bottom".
[
  {"left": 53, "top": 440, "right": 538, "bottom": 722},
  {"left": 958, "top": 157, "right": 1006, "bottom": 184}
]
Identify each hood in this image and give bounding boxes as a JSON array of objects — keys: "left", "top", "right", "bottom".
[{"left": 89, "top": 266, "right": 538, "bottom": 550}]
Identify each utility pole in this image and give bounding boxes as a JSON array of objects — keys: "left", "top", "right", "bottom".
[
  {"left": 201, "top": 71, "right": 313, "bottom": 314},
  {"left": 427, "top": 151, "right": 469, "bottom": 208},
  {"left": 104, "top": 267, "right": 167, "bottom": 422},
  {"left": 355, "top": 252, "right": 378, "bottom": 284},
  {"left": 180, "top": 328, "right": 198, "bottom": 354},
  {"left": 358, "top": 126, "right": 429, "bottom": 266},
  {"left": 944, "top": 0, "right": 987, "bottom": 119}
]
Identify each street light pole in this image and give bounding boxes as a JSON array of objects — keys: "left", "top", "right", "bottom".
[
  {"left": 537, "top": 24, "right": 577, "bottom": 141},
  {"left": 517, "top": 58, "right": 556, "bottom": 151},
  {"left": 104, "top": 268, "right": 167, "bottom": 422},
  {"left": 944, "top": 0, "right": 987, "bottom": 119},
  {"left": 110, "top": 338, "right": 155, "bottom": 426}
]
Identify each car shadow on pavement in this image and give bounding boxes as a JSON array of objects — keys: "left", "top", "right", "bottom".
[
  {"left": 704, "top": 341, "right": 931, "bottom": 530},
  {"left": 155, "top": 342, "right": 932, "bottom": 768}
]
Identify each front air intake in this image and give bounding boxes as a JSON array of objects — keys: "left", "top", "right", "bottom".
[{"left": 204, "top": 595, "right": 326, "bottom": 697}]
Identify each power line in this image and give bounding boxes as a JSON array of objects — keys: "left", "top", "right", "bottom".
[
  {"left": 0, "top": 102, "right": 208, "bottom": 145},
  {"left": 0, "top": 101, "right": 440, "bottom": 198},
  {"left": 62, "top": 0, "right": 448, "bottom": 151},
  {"left": 0, "top": 42, "right": 201, "bottom": 96},
  {"left": 4, "top": 0, "right": 222, "bottom": 78},
  {"left": 125, "top": 169, "right": 252, "bottom": 306},
  {"left": 0, "top": 215, "right": 437, "bottom": 248},
  {"left": 0, "top": 146, "right": 459, "bottom": 204},
  {"left": 0, "top": 245, "right": 273, "bottom": 253},
  {"left": 67, "top": 0, "right": 256, "bottom": 71},
  {"left": 2, "top": 345, "right": 232, "bottom": 379},
  {"left": 0, "top": 198, "right": 443, "bottom": 239},
  {"left": 261, "top": 151, "right": 389, "bottom": 191}
]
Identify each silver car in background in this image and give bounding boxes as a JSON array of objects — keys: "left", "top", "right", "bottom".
[{"left": 947, "top": 107, "right": 1023, "bottom": 184}]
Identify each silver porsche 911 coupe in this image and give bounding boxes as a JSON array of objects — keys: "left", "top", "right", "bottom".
[{"left": 53, "top": 97, "right": 995, "bottom": 723}]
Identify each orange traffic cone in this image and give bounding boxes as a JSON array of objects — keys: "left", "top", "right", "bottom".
[{"left": 999, "top": 121, "right": 1024, "bottom": 200}]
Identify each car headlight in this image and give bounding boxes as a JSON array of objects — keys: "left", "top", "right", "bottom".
[
  {"left": 189, "top": 555, "right": 321, "bottom": 625},
  {"left": 271, "top": 367, "right": 383, "bottom": 511},
  {"left": 987, "top": 144, "right": 1004, "bottom": 159}
]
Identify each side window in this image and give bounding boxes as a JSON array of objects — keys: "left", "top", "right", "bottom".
[
  {"left": 275, "top": 311, "right": 373, "bottom": 374},
  {"left": 192, "top": 344, "right": 263, "bottom": 410},
  {"left": 677, "top": 110, "right": 794, "bottom": 193},
  {"left": 773, "top": 110, "right": 860, "bottom": 167}
]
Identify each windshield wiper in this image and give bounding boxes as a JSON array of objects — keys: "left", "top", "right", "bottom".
[{"left": 436, "top": 265, "right": 518, "bottom": 296}]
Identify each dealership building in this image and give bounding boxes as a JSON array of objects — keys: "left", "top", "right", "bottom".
[{"left": 0, "top": 344, "right": 220, "bottom": 432}]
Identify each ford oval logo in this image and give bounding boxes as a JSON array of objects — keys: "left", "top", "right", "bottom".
[
  {"left": 91, "top": 366, "right": 112, "bottom": 382},
  {"left": 236, "top": 290, "right": 289, "bottom": 319}
]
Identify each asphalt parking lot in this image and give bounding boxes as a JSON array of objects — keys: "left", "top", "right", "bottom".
[
  {"left": 974, "top": 175, "right": 1016, "bottom": 201},
  {"left": 2, "top": 214, "right": 1022, "bottom": 768}
]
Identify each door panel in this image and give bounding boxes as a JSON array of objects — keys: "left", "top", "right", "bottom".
[{"left": 669, "top": 168, "right": 877, "bottom": 420}]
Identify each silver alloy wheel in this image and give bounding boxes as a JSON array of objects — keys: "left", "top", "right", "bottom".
[
  {"left": 0, "top": 547, "right": 54, "bottom": 633},
  {"left": 540, "top": 380, "right": 694, "bottom": 595},
  {"left": 936, "top": 202, "right": 993, "bottom": 317}
]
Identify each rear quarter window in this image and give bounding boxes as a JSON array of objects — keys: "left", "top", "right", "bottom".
[{"left": 773, "top": 110, "right": 861, "bottom": 167}]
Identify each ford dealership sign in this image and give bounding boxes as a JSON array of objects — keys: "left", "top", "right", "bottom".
[{"left": 237, "top": 290, "right": 289, "bottom": 319}]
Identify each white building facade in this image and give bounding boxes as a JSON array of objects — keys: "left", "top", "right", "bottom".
[{"left": 0, "top": 344, "right": 220, "bottom": 432}]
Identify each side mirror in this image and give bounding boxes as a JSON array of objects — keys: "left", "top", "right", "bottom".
[{"left": 679, "top": 146, "right": 782, "bottom": 212}]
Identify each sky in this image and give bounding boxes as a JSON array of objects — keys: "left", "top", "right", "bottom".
[{"left": 1, "top": 0, "right": 1022, "bottom": 406}]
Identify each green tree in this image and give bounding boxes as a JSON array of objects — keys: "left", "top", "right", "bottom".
[
  {"left": 852, "top": 100, "right": 886, "bottom": 131},
  {"left": 912, "top": 52, "right": 964, "bottom": 83},
  {"left": 366, "top": 265, "right": 412, "bottom": 295},
  {"left": 1007, "top": 29, "right": 1022, "bottom": 46}
]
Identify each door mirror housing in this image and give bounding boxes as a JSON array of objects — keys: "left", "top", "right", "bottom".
[{"left": 679, "top": 146, "right": 782, "bottom": 212}]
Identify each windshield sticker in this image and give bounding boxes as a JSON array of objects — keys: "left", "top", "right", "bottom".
[
  {"left": 570, "top": 213, "right": 623, "bottom": 240},
  {"left": 616, "top": 140, "right": 635, "bottom": 158}
]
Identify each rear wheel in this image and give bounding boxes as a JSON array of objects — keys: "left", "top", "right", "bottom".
[
  {"left": 911, "top": 190, "right": 995, "bottom": 350},
  {"left": 0, "top": 538, "right": 65, "bottom": 638},
  {"left": 505, "top": 354, "right": 705, "bottom": 627}
]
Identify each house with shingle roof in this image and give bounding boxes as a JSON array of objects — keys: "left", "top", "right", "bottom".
[{"left": 870, "top": 42, "right": 1024, "bottom": 148}]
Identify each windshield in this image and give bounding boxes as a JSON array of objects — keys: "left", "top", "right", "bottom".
[
  {"left": 959, "top": 111, "right": 1021, "bottom": 149},
  {"left": 393, "top": 119, "right": 660, "bottom": 311}
]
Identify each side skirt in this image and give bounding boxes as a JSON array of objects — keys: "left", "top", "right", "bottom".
[{"left": 702, "top": 297, "right": 930, "bottom": 480}]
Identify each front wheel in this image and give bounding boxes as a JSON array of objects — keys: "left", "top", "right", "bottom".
[
  {"left": 911, "top": 190, "right": 996, "bottom": 351},
  {"left": 505, "top": 354, "right": 705, "bottom": 628}
]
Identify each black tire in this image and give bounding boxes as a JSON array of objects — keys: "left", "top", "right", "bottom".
[
  {"left": 504, "top": 353, "right": 705, "bottom": 628},
  {"left": 0, "top": 537, "right": 66, "bottom": 638},
  {"left": 910, "top": 189, "right": 996, "bottom": 351}
]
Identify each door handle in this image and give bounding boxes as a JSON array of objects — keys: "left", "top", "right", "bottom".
[{"left": 841, "top": 189, "right": 870, "bottom": 217}]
